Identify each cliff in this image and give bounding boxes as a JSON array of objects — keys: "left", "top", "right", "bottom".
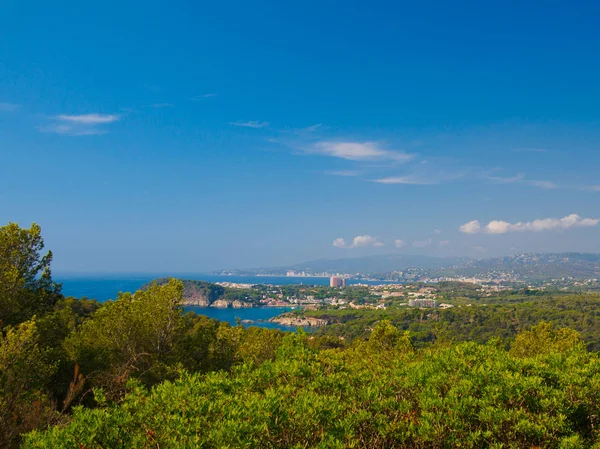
[
  {"left": 142, "top": 278, "right": 255, "bottom": 308},
  {"left": 269, "top": 313, "right": 328, "bottom": 327}
]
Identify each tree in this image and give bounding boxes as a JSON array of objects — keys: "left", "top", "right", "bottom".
[
  {"left": 0, "top": 223, "right": 62, "bottom": 327},
  {"left": 510, "top": 321, "right": 584, "bottom": 358},
  {"left": 65, "top": 279, "right": 186, "bottom": 397},
  {"left": 0, "top": 320, "right": 58, "bottom": 448}
]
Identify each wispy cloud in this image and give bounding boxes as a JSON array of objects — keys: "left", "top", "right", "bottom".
[
  {"left": 37, "top": 124, "right": 107, "bottom": 136},
  {"left": 372, "top": 176, "right": 435, "bottom": 185},
  {"left": 326, "top": 170, "right": 360, "bottom": 177},
  {"left": 192, "top": 93, "right": 217, "bottom": 100},
  {"left": 0, "top": 102, "right": 19, "bottom": 112},
  {"left": 487, "top": 172, "right": 557, "bottom": 189},
  {"left": 310, "top": 141, "right": 413, "bottom": 162},
  {"left": 412, "top": 238, "right": 432, "bottom": 248},
  {"left": 581, "top": 185, "right": 600, "bottom": 192},
  {"left": 333, "top": 235, "right": 383, "bottom": 249},
  {"left": 511, "top": 148, "right": 549, "bottom": 153},
  {"left": 487, "top": 173, "right": 525, "bottom": 183},
  {"left": 527, "top": 180, "right": 557, "bottom": 189},
  {"left": 459, "top": 214, "right": 599, "bottom": 234},
  {"left": 39, "top": 113, "right": 119, "bottom": 136},
  {"left": 301, "top": 123, "right": 323, "bottom": 133},
  {"left": 459, "top": 220, "right": 481, "bottom": 234},
  {"left": 56, "top": 114, "right": 119, "bottom": 124},
  {"left": 148, "top": 103, "right": 174, "bottom": 108},
  {"left": 373, "top": 158, "right": 469, "bottom": 187},
  {"left": 230, "top": 120, "right": 270, "bottom": 128},
  {"left": 439, "top": 240, "right": 450, "bottom": 247},
  {"left": 395, "top": 239, "right": 406, "bottom": 248}
]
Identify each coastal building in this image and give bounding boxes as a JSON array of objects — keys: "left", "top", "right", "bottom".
[
  {"left": 408, "top": 298, "right": 437, "bottom": 308},
  {"left": 330, "top": 276, "right": 346, "bottom": 287}
]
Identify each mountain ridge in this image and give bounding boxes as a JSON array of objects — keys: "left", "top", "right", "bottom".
[{"left": 218, "top": 252, "right": 600, "bottom": 281}]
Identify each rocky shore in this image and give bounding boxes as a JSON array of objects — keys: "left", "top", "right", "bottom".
[
  {"left": 269, "top": 313, "right": 328, "bottom": 327},
  {"left": 183, "top": 298, "right": 254, "bottom": 308}
]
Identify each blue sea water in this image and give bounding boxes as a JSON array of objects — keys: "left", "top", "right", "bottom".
[
  {"left": 55, "top": 274, "right": 389, "bottom": 302},
  {"left": 185, "top": 305, "right": 298, "bottom": 330},
  {"left": 54, "top": 273, "right": 389, "bottom": 330}
]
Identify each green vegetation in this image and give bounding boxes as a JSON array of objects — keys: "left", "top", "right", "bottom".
[
  {"left": 23, "top": 323, "right": 600, "bottom": 449},
  {"left": 301, "top": 293, "right": 600, "bottom": 350},
  {"left": 3, "top": 222, "right": 600, "bottom": 448},
  {"left": 0, "top": 223, "right": 61, "bottom": 327}
]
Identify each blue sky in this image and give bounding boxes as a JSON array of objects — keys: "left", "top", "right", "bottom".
[{"left": 1, "top": 0, "right": 600, "bottom": 272}]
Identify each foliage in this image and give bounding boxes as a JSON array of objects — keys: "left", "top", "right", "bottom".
[
  {"left": 0, "top": 320, "right": 58, "bottom": 448},
  {"left": 307, "top": 294, "right": 600, "bottom": 350},
  {"left": 65, "top": 279, "right": 186, "bottom": 397},
  {"left": 24, "top": 322, "right": 600, "bottom": 449},
  {"left": 4, "top": 223, "right": 600, "bottom": 448},
  {"left": 0, "top": 223, "right": 61, "bottom": 327}
]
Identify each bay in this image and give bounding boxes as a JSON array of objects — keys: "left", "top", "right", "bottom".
[
  {"left": 184, "top": 306, "right": 299, "bottom": 331},
  {"left": 56, "top": 273, "right": 390, "bottom": 302},
  {"left": 55, "top": 273, "right": 390, "bottom": 330}
]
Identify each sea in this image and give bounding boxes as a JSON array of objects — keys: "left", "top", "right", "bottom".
[{"left": 55, "top": 273, "right": 391, "bottom": 330}]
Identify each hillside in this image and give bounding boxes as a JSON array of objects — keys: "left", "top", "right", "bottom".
[
  {"left": 220, "top": 254, "right": 470, "bottom": 276},
  {"left": 24, "top": 322, "right": 600, "bottom": 449},
  {"left": 144, "top": 278, "right": 225, "bottom": 306},
  {"left": 439, "top": 253, "right": 600, "bottom": 281},
  {"left": 287, "top": 254, "right": 469, "bottom": 273},
  {"left": 142, "top": 278, "right": 260, "bottom": 307},
  {"left": 223, "top": 252, "right": 600, "bottom": 282}
]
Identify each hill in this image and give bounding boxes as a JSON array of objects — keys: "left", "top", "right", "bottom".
[
  {"left": 144, "top": 278, "right": 225, "bottom": 306},
  {"left": 142, "top": 278, "right": 259, "bottom": 307},
  {"left": 219, "top": 254, "right": 470, "bottom": 276},
  {"left": 439, "top": 253, "right": 600, "bottom": 281},
  {"left": 222, "top": 252, "right": 600, "bottom": 282},
  {"left": 286, "top": 254, "right": 469, "bottom": 273}
]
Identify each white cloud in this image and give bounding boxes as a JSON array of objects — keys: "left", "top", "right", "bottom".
[
  {"left": 460, "top": 214, "right": 599, "bottom": 235},
  {"left": 433, "top": 229, "right": 441, "bottom": 234},
  {"left": 300, "top": 124, "right": 322, "bottom": 133},
  {"left": 311, "top": 141, "right": 413, "bottom": 162},
  {"left": 488, "top": 173, "right": 525, "bottom": 183},
  {"left": 230, "top": 121, "right": 270, "bottom": 128},
  {"left": 439, "top": 240, "right": 450, "bottom": 247},
  {"left": 372, "top": 176, "right": 434, "bottom": 185},
  {"left": 332, "top": 235, "right": 383, "bottom": 249},
  {"left": 333, "top": 238, "right": 348, "bottom": 248},
  {"left": 37, "top": 124, "right": 107, "bottom": 136},
  {"left": 352, "top": 235, "right": 378, "bottom": 247},
  {"left": 0, "top": 102, "right": 19, "bottom": 112},
  {"left": 326, "top": 170, "right": 359, "bottom": 177},
  {"left": 487, "top": 172, "right": 557, "bottom": 189},
  {"left": 395, "top": 239, "right": 405, "bottom": 248},
  {"left": 56, "top": 113, "right": 119, "bottom": 124},
  {"left": 39, "top": 113, "right": 119, "bottom": 136},
  {"left": 192, "top": 93, "right": 217, "bottom": 100},
  {"left": 459, "top": 220, "right": 481, "bottom": 234},
  {"left": 582, "top": 185, "right": 600, "bottom": 192},
  {"left": 527, "top": 180, "right": 557, "bottom": 189},
  {"left": 512, "top": 148, "right": 548, "bottom": 153},
  {"left": 412, "top": 238, "right": 432, "bottom": 248}
]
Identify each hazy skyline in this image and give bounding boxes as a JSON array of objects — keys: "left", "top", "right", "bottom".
[{"left": 1, "top": 1, "right": 600, "bottom": 272}]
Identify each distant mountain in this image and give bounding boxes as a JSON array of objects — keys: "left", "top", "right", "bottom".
[
  {"left": 220, "top": 252, "right": 600, "bottom": 282},
  {"left": 446, "top": 253, "right": 600, "bottom": 281},
  {"left": 285, "top": 254, "right": 469, "bottom": 273},
  {"left": 224, "top": 254, "right": 469, "bottom": 276}
]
